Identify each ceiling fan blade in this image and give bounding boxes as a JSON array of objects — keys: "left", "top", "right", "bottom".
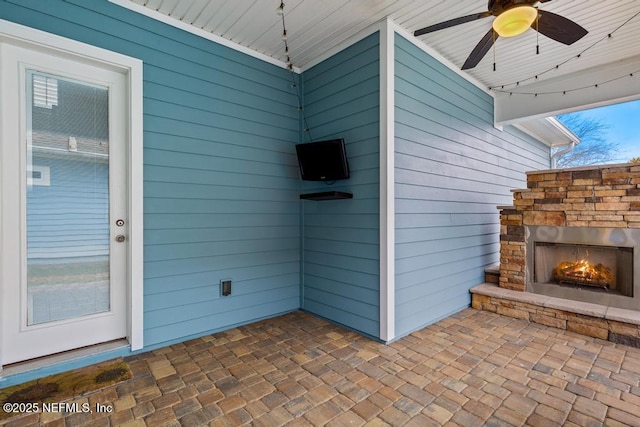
[
  {"left": 462, "top": 28, "right": 496, "bottom": 70},
  {"left": 414, "top": 11, "right": 492, "bottom": 37},
  {"left": 535, "top": 10, "right": 588, "bottom": 45}
]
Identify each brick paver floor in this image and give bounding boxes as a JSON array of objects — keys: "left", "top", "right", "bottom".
[{"left": 3, "top": 308, "right": 640, "bottom": 426}]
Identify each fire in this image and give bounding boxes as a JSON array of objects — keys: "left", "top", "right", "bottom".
[
  {"left": 574, "top": 259, "right": 591, "bottom": 274},
  {"left": 553, "top": 259, "right": 614, "bottom": 288}
]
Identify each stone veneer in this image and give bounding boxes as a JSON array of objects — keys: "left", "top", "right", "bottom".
[
  {"left": 470, "top": 163, "right": 640, "bottom": 345},
  {"left": 471, "top": 283, "right": 640, "bottom": 346},
  {"left": 499, "top": 163, "right": 640, "bottom": 291}
]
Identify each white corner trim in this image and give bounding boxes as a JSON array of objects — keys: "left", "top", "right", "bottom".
[
  {"left": 379, "top": 19, "right": 395, "bottom": 343},
  {"left": 0, "top": 19, "right": 144, "bottom": 353},
  {"left": 390, "top": 21, "right": 492, "bottom": 97},
  {"left": 107, "top": 0, "right": 300, "bottom": 73}
]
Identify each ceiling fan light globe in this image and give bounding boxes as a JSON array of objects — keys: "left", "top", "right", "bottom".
[{"left": 492, "top": 5, "right": 537, "bottom": 37}]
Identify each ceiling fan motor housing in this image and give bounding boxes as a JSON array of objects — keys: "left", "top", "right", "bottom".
[{"left": 489, "top": 0, "right": 539, "bottom": 16}]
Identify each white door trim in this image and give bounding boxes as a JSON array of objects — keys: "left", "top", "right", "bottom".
[{"left": 0, "top": 19, "right": 143, "bottom": 368}]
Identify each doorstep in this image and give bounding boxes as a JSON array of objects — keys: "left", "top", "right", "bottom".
[{"left": 471, "top": 283, "right": 640, "bottom": 347}]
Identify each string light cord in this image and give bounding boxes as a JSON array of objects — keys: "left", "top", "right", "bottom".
[
  {"left": 277, "top": 1, "right": 313, "bottom": 142},
  {"left": 289, "top": 72, "right": 314, "bottom": 141},
  {"left": 277, "top": 0, "right": 292, "bottom": 70},
  {"left": 491, "top": 69, "right": 640, "bottom": 96},
  {"left": 488, "top": 10, "right": 640, "bottom": 93}
]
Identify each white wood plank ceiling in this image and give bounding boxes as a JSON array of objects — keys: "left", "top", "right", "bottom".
[{"left": 127, "top": 0, "right": 640, "bottom": 94}]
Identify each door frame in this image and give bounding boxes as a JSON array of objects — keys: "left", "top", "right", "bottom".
[{"left": 0, "top": 19, "right": 143, "bottom": 368}]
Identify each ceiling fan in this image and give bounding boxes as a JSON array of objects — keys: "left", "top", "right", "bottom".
[{"left": 413, "top": 0, "right": 588, "bottom": 70}]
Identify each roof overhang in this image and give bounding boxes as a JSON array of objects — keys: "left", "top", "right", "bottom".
[{"left": 513, "top": 116, "right": 580, "bottom": 148}]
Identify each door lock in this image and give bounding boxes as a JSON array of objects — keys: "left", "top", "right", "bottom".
[
  {"left": 115, "top": 235, "right": 126, "bottom": 243},
  {"left": 115, "top": 219, "right": 125, "bottom": 227}
]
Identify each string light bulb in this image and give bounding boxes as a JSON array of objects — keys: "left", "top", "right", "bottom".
[
  {"left": 277, "top": 0, "right": 311, "bottom": 139},
  {"left": 277, "top": 0, "right": 296, "bottom": 73}
]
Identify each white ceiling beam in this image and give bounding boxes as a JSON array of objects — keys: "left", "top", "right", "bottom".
[{"left": 495, "top": 54, "right": 640, "bottom": 126}]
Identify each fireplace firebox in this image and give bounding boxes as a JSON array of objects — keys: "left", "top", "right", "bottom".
[
  {"left": 526, "top": 226, "right": 640, "bottom": 310},
  {"left": 533, "top": 242, "right": 632, "bottom": 295}
]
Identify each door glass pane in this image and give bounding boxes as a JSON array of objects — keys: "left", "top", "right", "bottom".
[{"left": 26, "top": 70, "right": 110, "bottom": 325}]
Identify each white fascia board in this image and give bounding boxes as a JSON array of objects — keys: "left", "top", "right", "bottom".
[
  {"left": 513, "top": 116, "right": 580, "bottom": 148},
  {"left": 546, "top": 117, "right": 580, "bottom": 145},
  {"left": 495, "top": 54, "right": 640, "bottom": 126},
  {"left": 108, "top": 0, "right": 301, "bottom": 74}
]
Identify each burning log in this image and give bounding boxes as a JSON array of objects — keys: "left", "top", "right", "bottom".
[{"left": 552, "top": 259, "right": 615, "bottom": 289}]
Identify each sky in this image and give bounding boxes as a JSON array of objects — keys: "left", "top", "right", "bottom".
[{"left": 561, "top": 99, "right": 640, "bottom": 163}]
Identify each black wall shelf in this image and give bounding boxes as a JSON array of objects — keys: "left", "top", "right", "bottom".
[{"left": 300, "top": 191, "right": 353, "bottom": 201}]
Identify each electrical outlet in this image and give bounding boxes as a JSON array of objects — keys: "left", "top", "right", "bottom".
[{"left": 221, "top": 279, "right": 232, "bottom": 296}]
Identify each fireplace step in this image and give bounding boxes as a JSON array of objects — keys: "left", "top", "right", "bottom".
[
  {"left": 471, "top": 283, "right": 640, "bottom": 347},
  {"left": 484, "top": 264, "right": 500, "bottom": 284}
]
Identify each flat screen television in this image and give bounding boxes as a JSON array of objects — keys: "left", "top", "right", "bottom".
[{"left": 295, "top": 138, "right": 350, "bottom": 181}]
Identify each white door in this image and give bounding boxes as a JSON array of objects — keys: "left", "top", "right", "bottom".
[{"left": 1, "top": 44, "right": 128, "bottom": 364}]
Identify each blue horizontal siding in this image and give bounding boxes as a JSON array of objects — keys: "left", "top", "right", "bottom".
[
  {"left": 144, "top": 213, "right": 298, "bottom": 230},
  {"left": 145, "top": 226, "right": 299, "bottom": 245},
  {"left": 143, "top": 118, "right": 296, "bottom": 155},
  {"left": 300, "top": 32, "right": 380, "bottom": 339},
  {"left": 144, "top": 250, "right": 299, "bottom": 279},
  {"left": 396, "top": 213, "right": 500, "bottom": 228},
  {"left": 144, "top": 98, "right": 298, "bottom": 142},
  {"left": 145, "top": 274, "right": 299, "bottom": 308},
  {"left": 393, "top": 33, "right": 550, "bottom": 337},
  {"left": 144, "top": 261, "right": 299, "bottom": 295},
  {"left": 144, "top": 297, "right": 299, "bottom": 346},
  {"left": 144, "top": 238, "right": 299, "bottom": 261},
  {"left": 144, "top": 165, "right": 296, "bottom": 191},
  {"left": 1, "top": 0, "right": 301, "bottom": 348},
  {"left": 145, "top": 283, "right": 299, "bottom": 328}
]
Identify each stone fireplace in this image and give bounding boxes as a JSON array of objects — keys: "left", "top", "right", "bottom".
[
  {"left": 472, "top": 164, "right": 640, "bottom": 345},
  {"left": 499, "top": 164, "right": 640, "bottom": 300}
]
